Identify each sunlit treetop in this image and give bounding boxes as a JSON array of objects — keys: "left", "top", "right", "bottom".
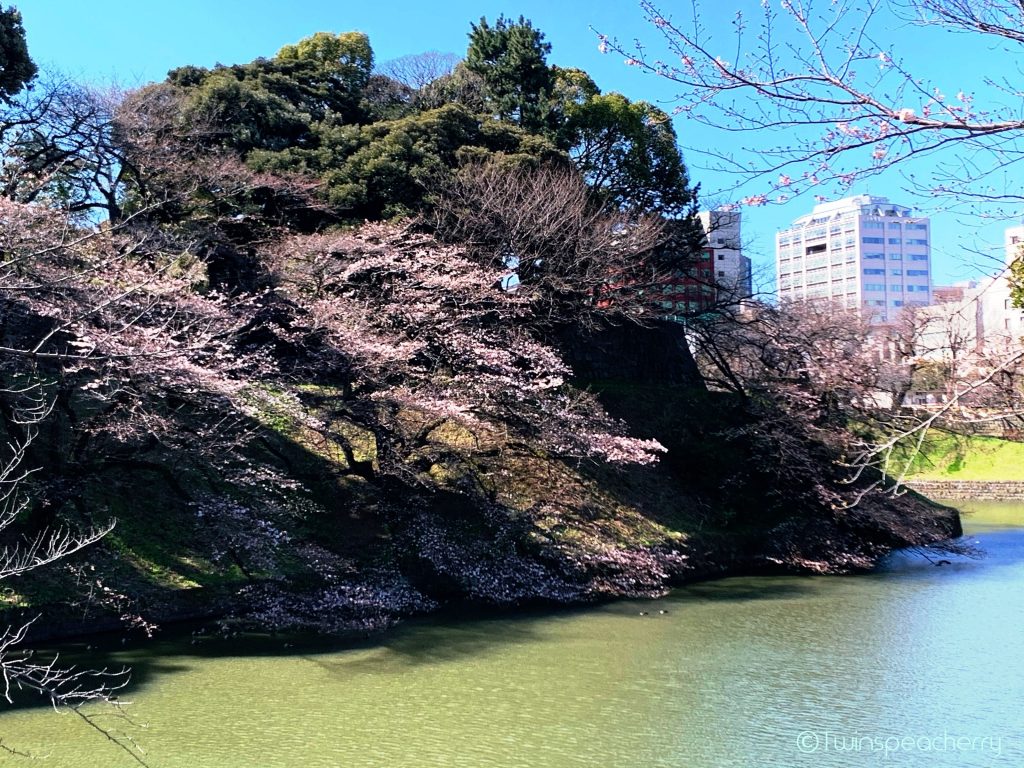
[{"left": 277, "top": 31, "right": 374, "bottom": 90}]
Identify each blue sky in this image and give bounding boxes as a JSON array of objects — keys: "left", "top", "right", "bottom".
[{"left": 19, "top": 1, "right": 1024, "bottom": 289}]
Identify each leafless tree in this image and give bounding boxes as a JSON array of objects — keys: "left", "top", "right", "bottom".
[
  {"left": 0, "top": 72, "right": 136, "bottom": 224},
  {"left": 433, "top": 159, "right": 669, "bottom": 325},
  {"left": 378, "top": 51, "right": 461, "bottom": 90}
]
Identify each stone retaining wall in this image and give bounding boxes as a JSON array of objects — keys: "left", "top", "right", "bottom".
[{"left": 906, "top": 480, "right": 1024, "bottom": 500}]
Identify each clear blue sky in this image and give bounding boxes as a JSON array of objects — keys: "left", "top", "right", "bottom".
[{"left": 19, "top": 1, "right": 1023, "bottom": 289}]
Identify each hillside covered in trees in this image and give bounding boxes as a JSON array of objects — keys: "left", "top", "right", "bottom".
[{"left": 0, "top": 11, "right": 960, "bottom": 644}]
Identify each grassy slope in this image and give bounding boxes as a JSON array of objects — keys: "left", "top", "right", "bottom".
[{"left": 903, "top": 432, "right": 1024, "bottom": 481}]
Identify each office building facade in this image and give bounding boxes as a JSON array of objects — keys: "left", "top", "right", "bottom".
[{"left": 776, "top": 195, "right": 931, "bottom": 323}]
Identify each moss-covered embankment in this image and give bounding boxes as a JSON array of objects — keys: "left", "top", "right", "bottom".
[{"left": 3, "top": 321, "right": 961, "bottom": 642}]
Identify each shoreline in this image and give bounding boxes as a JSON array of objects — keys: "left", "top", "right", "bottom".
[{"left": 20, "top": 499, "right": 965, "bottom": 648}]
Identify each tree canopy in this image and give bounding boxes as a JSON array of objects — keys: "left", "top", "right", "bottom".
[
  {"left": 145, "top": 21, "right": 702, "bottom": 236},
  {"left": 465, "top": 15, "right": 555, "bottom": 134},
  {"left": 0, "top": 5, "right": 34, "bottom": 102},
  {"left": 277, "top": 31, "right": 374, "bottom": 91},
  {"left": 562, "top": 87, "right": 696, "bottom": 217}
]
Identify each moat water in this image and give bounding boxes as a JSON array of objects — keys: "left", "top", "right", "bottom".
[{"left": 0, "top": 501, "right": 1020, "bottom": 767}]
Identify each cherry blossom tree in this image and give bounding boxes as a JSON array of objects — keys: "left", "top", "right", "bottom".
[
  {"left": 603, "top": 0, "right": 1024, "bottom": 215},
  {"left": 269, "top": 221, "right": 669, "bottom": 470},
  {"left": 596, "top": 0, "right": 1024, "bottom": 496}
]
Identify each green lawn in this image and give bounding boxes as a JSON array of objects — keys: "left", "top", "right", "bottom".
[{"left": 902, "top": 432, "right": 1024, "bottom": 481}]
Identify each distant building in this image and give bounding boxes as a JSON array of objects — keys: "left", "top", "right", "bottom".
[
  {"left": 917, "top": 226, "right": 1024, "bottom": 362},
  {"left": 922, "top": 277, "right": 1024, "bottom": 359},
  {"left": 932, "top": 284, "right": 968, "bottom": 305},
  {"left": 654, "top": 245, "right": 716, "bottom": 317},
  {"left": 645, "top": 218, "right": 716, "bottom": 318},
  {"left": 647, "top": 210, "right": 750, "bottom": 320},
  {"left": 776, "top": 195, "right": 932, "bottom": 323},
  {"left": 699, "top": 209, "right": 752, "bottom": 302}
]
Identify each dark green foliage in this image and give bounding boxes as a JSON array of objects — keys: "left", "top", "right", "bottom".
[
  {"left": 0, "top": 5, "right": 34, "bottom": 102},
  {"left": 249, "top": 104, "right": 563, "bottom": 220},
  {"left": 465, "top": 15, "right": 554, "bottom": 133},
  {"left": 150, "top": 21, "right": 699, "bottom": 231},
  {"left": 558, "top": 77, "right": 696, "bottom": 218},
  {"left": 361, "top": 73, "right": 415, "bottom": 122},
  {"left": 168, "top": 54, "right": 369, "bottom": 154}
]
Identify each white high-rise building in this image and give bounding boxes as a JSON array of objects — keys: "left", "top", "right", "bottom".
[
  {"left": 776, "top": 195, "right": 932, "bottom": 323},
  {"left": 1005, "top": 225, "right": 1024, "bottom": 265},
  {"left": 699, "top": 208, "right": 752, "bottom": 301}
]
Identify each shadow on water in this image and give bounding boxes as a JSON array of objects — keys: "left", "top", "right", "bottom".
[
  {"left": 5, "top": 580, "right": 821, "bottom": 713},
  {"left": 2, "top": 602, "right": 585, "bottom": 712},
  {"left": 663, "top": 578, "right": 820, "bottom": 605},
  {"left": 7, "top": 524, "right": 1023, "bottom": 715},
  {"left": 0, "top": 578, "right": 854, "bottom": 713}
]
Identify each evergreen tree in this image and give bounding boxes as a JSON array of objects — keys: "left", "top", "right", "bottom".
[
  {"left": 0, "top": 5, "right": 35, "bottom": 102},
  {"left": 465, "top": 15, "right": 554, "bottom": 134}
]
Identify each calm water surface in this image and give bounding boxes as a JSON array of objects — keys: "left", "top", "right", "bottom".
[{"left": 1, "top": 501, "right": 1021, "bottom": 767}]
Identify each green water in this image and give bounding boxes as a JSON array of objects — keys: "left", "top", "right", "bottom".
[{"left": 1, "top": 502, "right": 1022, "bottom": 767}]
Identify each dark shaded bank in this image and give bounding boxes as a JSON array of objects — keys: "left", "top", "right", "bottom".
[
  {"left": 3, "top": 320, "right": 962, "bottom": 644},
  {"left": 13, "top": 490, "right": 961, "bottom": 645}
]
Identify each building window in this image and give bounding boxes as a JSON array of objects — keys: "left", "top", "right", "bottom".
[
  {"left": 893, "top": 300, "right": 904, "bottom": 307},
  {"left": 906, "top": 238, "right": 928, "bottom": 245},
  {"left": 863, "top": 268, "right": 885, "bottom": 275},
  {"left": 862, "top": 237, "right": 884, "bottom": 244},
  {"left": 891, "top": 269, "right": 902, "bottom": 276},
  {"left": 888, "top": 238, "right": 901, "bottom": 245},
  {"left": 864, "top": 252, "right": 884, "bottom": 260},
  {"left": 863, "top": 283, "right": 885, "bottom": 291},
  {"left": 717, "top": 254, "right": 725, "bottom": 260},
  {"left": 909, "top": 254, "right": 928, "bottom": 261},
  {"left": 889, "top": 253, "right": 902, "bottom": 260},
  {"left": 907, "top": 269, "right": 929, "bottom": 276}
]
